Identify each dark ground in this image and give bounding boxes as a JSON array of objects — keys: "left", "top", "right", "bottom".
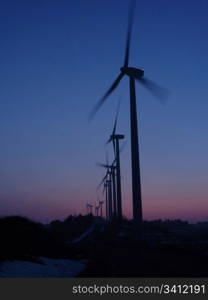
[
  {"left": 77, "top": 237, "right": 208, "bottom": 277},
  {"left": 0, "top": 215, "right": 208, "bottom": 277},
  {"left": 76, "top": 221, "right": 208, "bottom": 277}
]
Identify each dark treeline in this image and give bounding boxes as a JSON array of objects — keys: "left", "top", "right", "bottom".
[{"left": 0, "top": 214, "right": 94, "bottom": 263}]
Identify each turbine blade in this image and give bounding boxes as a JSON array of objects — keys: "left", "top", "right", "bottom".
[
  {"left": 96, "top": 162, "right": 108, "bottom": 168},
  {"left": 106, "top": 97, "right": 121, "bottom": 148},
  {"left": 123, "top": 0, "right": 136, "bottom": 67},
  {"left": 97, "top": 173, "right": 107, "bottom": 190},
  {"left": 113, "top": 139, "right": 116, "bottom": 155},
  {"left": 89, "top": 73, "right": 124, "bottom": 120},
  {"left": 112, "top": 118, "right": 117, "bottom": 137},
  {"left": 106, "top": 134, "right": 115, "bottom": 155},
  {"left": 138, "top": 77, "right": 169, "bottom": 105},
  {"left": 106, "top": 136, "right": 112, "bottom": 145},
  {"left": 112, "top": 97, "right": 121, "bottom": 136}
]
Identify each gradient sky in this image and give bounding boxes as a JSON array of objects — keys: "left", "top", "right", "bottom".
[{"left": 0, "top": 0, "right": 208, "bottom": 223}]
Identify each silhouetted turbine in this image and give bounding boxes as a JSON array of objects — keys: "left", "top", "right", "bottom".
[
  {"left": 104, "top": 181, "right": 109, "bottom": 220},
  {"left": 106, "top": 105, "right": 124, "bottom": 222},
  {"left": 95, "top": 205, "right": 99, "bottom": 217},
  {"left": 86, "top": 203, "right": 93, "bottom": 215},
  {"left": 97, "top": 171, "right": 110, "bottom": 220},
  {"left": 86, "top": 203, "right": 89, "bottom": 215},
  {"left": 89, "top": 0, "right": 168, "bottom": 227},
  {"left": 97, "top": 160, "right": 117, "bottom": 220},
  {"left": 99, "top": 201, "right": 104, "bottom": 218}
]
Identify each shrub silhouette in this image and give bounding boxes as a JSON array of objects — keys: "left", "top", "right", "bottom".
[
  {"left": 0, "top": 216, "right": 43, "bottom": 259},
  {"left": 0, "top": 216, "right": 75, "bottom": 261},
  {"left": 49, "top": 214, "right": 94, "bottom": 242}
]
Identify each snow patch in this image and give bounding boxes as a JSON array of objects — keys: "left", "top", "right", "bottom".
[{"left": 0, "top": 257, "right": 86, "bottom": 278}]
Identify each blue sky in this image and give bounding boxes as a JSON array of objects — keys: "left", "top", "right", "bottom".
[{"left": 0, "top": 0, "right": 208, "bottom": 222}]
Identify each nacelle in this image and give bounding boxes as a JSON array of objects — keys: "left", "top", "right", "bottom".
[{"left": 120, "top": 67, "right": 144, "bottom": 78}]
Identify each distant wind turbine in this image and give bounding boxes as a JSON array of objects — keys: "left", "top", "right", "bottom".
[
  {"left": 86, "top": 203, "right": 89, "bottom": 215},
  {"left": 104, "top": 181, "right": 109, "bottom": 220},
  {"left": 99, "top": 200, "right": 104, "bottom": 218},
  {"left": 86, "top": 203, "right": 93, "bottom": 215},
  {"left": 97, "top": 171, "right": 109, "bottom": 220},
  {"left": 106, "top": 103, "right": 124, "bottom": 222},
  {"left": 95, "top": 205, "right": 99, "bottom": 217},
  {"left": 97, "top": 160, "right": 117, "bottom": 220}
]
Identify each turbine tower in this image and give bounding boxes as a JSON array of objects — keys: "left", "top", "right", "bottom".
[
  {"left": 104, "top": 181, "right": 109, "bottom": 220},
  {"left": 90, "top": 0, "right": 168, "bottom": 227}
]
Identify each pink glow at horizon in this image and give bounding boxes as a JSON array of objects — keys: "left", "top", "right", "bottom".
[{"left": 0, "top": 188, "right": 207, "bottom": 223}]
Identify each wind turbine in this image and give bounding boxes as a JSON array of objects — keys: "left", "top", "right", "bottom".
[
  {"left": 95, "top": 205, "right": 99, "bottom": 217},
  {"left": 89, "top": 0, "right": 168, "bottom": 227},
  {"left": 104, "top": 181, "right": 109, "bottom": 220},
  {"left": 107, "top": 104, "right": 124, "bottom": 222},
  {"left": 99, "top": 200, "right": 104, "bottom": 218},
  {"left": 97, "top": 171, "right": 109, "bottom": 220},
  {"left": 97, "top": 160, "right": 117, "bottom": 220},
  {"left": 106, "top": 169, "right": 113, "bottom": 221},
  {"left": 86, "top": 203, "right": 93, "bottom": 215},
  {"left": 86, "top": 203, "right": 89, "bottom": 215}
]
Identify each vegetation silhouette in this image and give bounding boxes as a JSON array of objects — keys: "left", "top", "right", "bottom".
[{"left": 0, "top": 214, "right": 94, "bottom": 263}]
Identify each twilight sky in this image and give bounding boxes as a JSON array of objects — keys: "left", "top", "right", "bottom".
[{"left": 0, "top": 0, "right": 207, "bottom": 223}]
